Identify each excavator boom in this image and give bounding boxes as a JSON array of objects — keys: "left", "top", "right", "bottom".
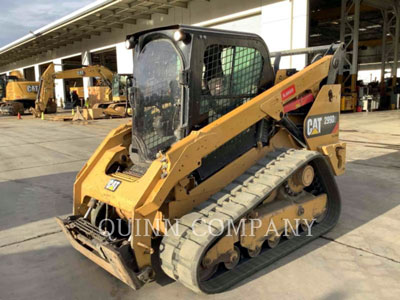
[
  {"left": 33, "top": 63, "right": 126, "bottom": 117},
  {"left": 52, "top": 65, "right": 114, "bottom": 88}
]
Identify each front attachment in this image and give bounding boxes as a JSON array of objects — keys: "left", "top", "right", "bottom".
[{"left": 56, "top": 216, "right": 143, "bottom": 290}]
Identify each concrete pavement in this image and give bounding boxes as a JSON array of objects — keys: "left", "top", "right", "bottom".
[{"left": 0, "top": 111, "right": 399, "bottom": 299}]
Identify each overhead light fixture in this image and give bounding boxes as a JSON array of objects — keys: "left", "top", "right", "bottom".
[
  {"left": 359, "top": 28, "right": 367, "bottom": 31},
  {"left": 331, "top": 21, "right": 339, "bottom": 25},
  {"left": 310, "top": 33, "right": 322, "bottom": 38}
]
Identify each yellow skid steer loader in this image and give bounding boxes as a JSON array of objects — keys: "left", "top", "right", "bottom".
[{"left": 57, "top": 25, "right": 346, "bottom": 293}]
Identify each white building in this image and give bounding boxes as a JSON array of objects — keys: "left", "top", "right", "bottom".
[{"left": 0, "top": 0, "right": 309, "bottom": 106}]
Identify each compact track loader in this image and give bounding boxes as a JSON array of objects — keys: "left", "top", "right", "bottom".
[{"left": 57, "top": 25, "right": 346, "bottom": 293}]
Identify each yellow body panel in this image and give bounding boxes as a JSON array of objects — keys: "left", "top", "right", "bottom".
[
  {"left": 3, "top": 81, "right": 38, "bottom": 102},
  {"left": 340, "top": 94, "right": 357, "bottom": 111},
  {"left": 69, "top": 87, "right": 84, "bottom": 99},
  {"left": 1, "top": 70, "right": 38, "bottom": 103},
  {"left": 88, "top": 86, "right": 112, "bottom": 105},
  {"left": 9, "top": 70, "right": 24, "bottom": 79}
]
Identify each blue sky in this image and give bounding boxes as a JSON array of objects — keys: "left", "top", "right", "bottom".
[{"left": 0, "top": 0, "right": 95, "bottom": 47}]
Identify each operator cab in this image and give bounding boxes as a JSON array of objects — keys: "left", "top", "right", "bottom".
[{"left": 126, "top": 25, "right": 275, "bottom": 170}]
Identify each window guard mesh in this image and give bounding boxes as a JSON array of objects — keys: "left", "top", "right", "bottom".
[{"left": 200, "top": 45, "right": 263, "bottom": 122}]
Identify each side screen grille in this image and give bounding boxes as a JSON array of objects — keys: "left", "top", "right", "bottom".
[{"left": 200, "top": 45, "right": 263, "bottom": 122}]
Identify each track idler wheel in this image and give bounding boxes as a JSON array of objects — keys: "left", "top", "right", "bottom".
[
  {"left": 199, "top": 261, "right": 218, "bottom": 281},
  {"left": 286, "top": 227, "right": 298, "bottom": 240},
  {"left": 300, "top": 220, "right": 315, "bottom": 233},
  {"left": 286, "top": 164, "right": 315, "bottom": 195},
  {"left": 224, "top": 246, "right": 241, "bottom": 270},
  {"left": 247, "top": 245, "right": 262, "bottom": 258},
  {"left": 267, "top": 234, "right": 281, "bottom": 248}
]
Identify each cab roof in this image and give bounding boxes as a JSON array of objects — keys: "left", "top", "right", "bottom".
[{"left": 126, "top": 24, "right": 264, "bottom": 42}]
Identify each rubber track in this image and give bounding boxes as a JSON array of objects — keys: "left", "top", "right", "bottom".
[{"left": 160, "top": 148, "right": 341, "bottom": 293}]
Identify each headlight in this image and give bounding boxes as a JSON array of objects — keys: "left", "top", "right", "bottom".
[
  {"left": 125, "top": 37, "right": 134, "bottom": 49},
  {"left": 173, "top": 30, "right": 185, "bottom": 42}
]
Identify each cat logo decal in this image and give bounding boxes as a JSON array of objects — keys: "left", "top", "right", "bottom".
[
  {"left": 305, "top": 112, "right": 339, "bottom": 138},
  {"left": 105, "top": 179, "right": 121, "bottom": 192}
]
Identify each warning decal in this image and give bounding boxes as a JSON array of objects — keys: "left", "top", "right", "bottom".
[{"left": 281, "top": 84, "right": 296, "bottom": 101}]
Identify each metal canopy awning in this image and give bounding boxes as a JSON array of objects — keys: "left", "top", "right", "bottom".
[{"left": 0, "top": 0, "right": 192, "bottom": 66}]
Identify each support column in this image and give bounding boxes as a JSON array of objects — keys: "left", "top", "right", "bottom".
[
  {"left": 351, "top": 0, "right": 360, "bottom": 95},
  {"left": 116, "top": 42, "right": 134, "bottom": 74},
  {"left": 381, "top": 10, "right": 388, "bottom": 87},
  {"left": 260, "top": 0, "right": 308, "bottom": 69},
  {"left": 82, "top": 50, "right": 92, "bottom": 101},
  {"left": 339, "top": 0, "right": 359, "bottom": 111},
  {"left": 338, "top": 0, "right": 346, "bottom": 85},
  {"left": 53, "top": 59, "right": 65, "bottom": 108},
  {"left": 392, "top": 8, "right": 399, "bottom": 87},
  {"left": 34, "top": 65, "right": 40, "bottom": 82},
  {"left": 379, "top": 6, "right": 398, "bottom": 109},
  {"left": 291, "top": 0, "right": 308, "bottom": 69}
]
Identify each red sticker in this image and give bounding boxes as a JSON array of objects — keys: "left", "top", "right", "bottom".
[
  {"left": 331, "top": 121, "right": 339, "bottom": 134},
  {"left": 281, "top": 85, "right": 296, "bottom": 102}
]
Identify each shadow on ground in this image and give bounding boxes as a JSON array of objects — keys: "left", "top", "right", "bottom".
[
  {"left": 0, "top": 243, "right": 134, "bottom": 300},
  {"left": 0, "top": 172, "right": 76, "bottom": 231}
]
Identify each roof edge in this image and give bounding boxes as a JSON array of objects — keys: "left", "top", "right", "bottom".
[{"left": 0, "top": 0, "right": 117, "bottom": 55}]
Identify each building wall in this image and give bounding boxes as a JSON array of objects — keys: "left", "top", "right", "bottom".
[
  {"left": 0, "top": 0, "right": 309, "bottom": 105},
  {"left": 358, "top": 68, "right": 400, "bottom": 84},
  {"left": 261, "top": 0, "right": 308, "bottom": 69}
]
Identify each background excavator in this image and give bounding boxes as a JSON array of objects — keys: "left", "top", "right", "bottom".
[
  {"left": 0, "top": 70, "right": 39, "bottom": 115},
  {"left": 57, "top": 25, "right": 346, "bottom": 294},
  {"left": 32, "top": 63, "right": 130, "bottom": 118}
]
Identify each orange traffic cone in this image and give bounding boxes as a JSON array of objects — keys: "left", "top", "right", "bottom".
[{"left": 17, "top": 112, "right": 22, "bottom": 120}]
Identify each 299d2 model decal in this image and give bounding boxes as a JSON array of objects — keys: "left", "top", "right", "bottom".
[{"left": 305, "top": 112, "right": 339, "bottom": 138}]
